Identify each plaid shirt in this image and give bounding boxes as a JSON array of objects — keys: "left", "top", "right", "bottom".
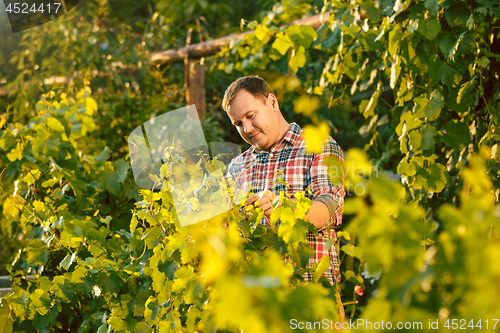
[{"left": 227, "top": 123, "right": 345, "bottom": 285}]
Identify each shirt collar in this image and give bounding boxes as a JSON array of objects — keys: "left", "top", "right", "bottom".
[
  {"left": 281, "top": 122, "right": 301, "bottom": 146},
  {"left": 250, "top": 123, "right": 301, "bottom": 155}
]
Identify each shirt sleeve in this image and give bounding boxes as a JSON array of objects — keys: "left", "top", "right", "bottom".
[
  {"left": 315, "top": 194, "right": 339, "bottom": 217},
  {"left": 309, "top": 137, "right": 345, "bottom": 229},
  {"left": 225, "top": 158, "right": 237, "bottom": 180}
]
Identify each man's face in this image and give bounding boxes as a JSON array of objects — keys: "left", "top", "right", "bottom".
[{"left": 226, "top": 89, "right": 280, "bottom": 150}]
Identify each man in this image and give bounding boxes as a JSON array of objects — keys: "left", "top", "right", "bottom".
[{"left": 222, "top": 76, "right": 345, "bottom": 285}]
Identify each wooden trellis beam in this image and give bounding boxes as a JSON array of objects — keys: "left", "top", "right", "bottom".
[{"left": 150, "top": 12, "right": 332, "bottom": 65}]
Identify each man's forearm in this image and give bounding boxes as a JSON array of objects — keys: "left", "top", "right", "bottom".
[
  {"left": 289, "top": 197, "right": 330, "bottom": 229},
  {"left": 303, "top": 200, "right": 331, "bottom": 229}
]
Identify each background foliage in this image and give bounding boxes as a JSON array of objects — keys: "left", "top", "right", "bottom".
[{"left": 1, "top": 0, "right": 499, "bottom": 331}]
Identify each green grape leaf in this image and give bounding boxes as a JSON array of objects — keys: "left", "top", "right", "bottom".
[
  {"left": 439, "top": 62, "right": 461, "bottom": 86},
  {"left": 224, "top": 62, "right": 234, "bottom": 74},
  {"left": 24, "top": 169, "right": 41, "bottom": 185},
  {"left": 388, "top": 25, "right": 403, "bottom": 56},
  {"left": 287, "top": 24, "right": 317, "bottom": 49},
  {"left": 100, "top": 159, "right": 130, "bottom": 195},
  {"left": 7, "top": 143, "right": 23, "bottom": 162},
  {"left": 438, "top": 32, "right": 457, "bottom": 59},
  {"left": 421, "top": 126, "right": 438, "bottom": 151},
  {"left": 115, "top": 159, "right": 130, "bottom": 183},
  {"left": 337, "top": 231, "right": 351, "bottom": 241},
  {"left": 131, "top": 214, "right": 139, "bottom": 234},
  {"left": 144, "top": 296, "right": 160, "bottom": 324},
  {"left": 279, "top": 213, "right": 308, "bottom": 245},
  {"left": 96, "top": 147, "right": 112, "bottom": 164},
  {"left": 360, "top": 82, "right": 382, "bottom": 118},
  {"left": 0, "top": 129, "right": 15, "bottom": 150},
  {"left": 0, "top": 301, "right": 13, "bottom": 333},
  {"left": 294, "top": 192, "right": 312, "bottom": 219},
  {"left": 429, "top": 57, "right": 461, "bottom": 86},
  {"left": 60, "top": 167, "right": 87, "bottom": 202},
  {"left": 412, "top": 91, "right": 443, "bottom": 120},
  {"left": 326, "top": 238, "right": 335, "bottom": 250},
  {"left": 341, "top": 244, "right": 364, "bottom": 260},
  {"left": 288, "top": 241, "right": 315, "bottom": 269},
  {"left": 477, "top": 0, "right": 500, "bottom": 18},
  {"left": 253, "top": 25, "right": 270, "bottom": 41},
  {"left": 364, "top": 29, "right": 383, "bottom": 50},
  {"left": 10, "top": 292, "right": 28, "bottom": 319},
  {"left": 272, "top": 32, "right": 294, "bottom": 55},
  {"left": 457, "top": 79, "right": 475, "bottom": 104},
  {"left": 270, "top": 206, "right": 284, "bottom": 228},
  {"left": 409, "top": 130, "right": 422, "bottom": 151},
  {"left": 276, "top": 177, "right": 290, "bottom": 189},
  {"left": 144, "top": 226, "right": 162, "bottom": 249},
  {"left": 415, "top": 163, "right": 448, "bottom": 192},
  {"left": 98, "top": 271, "right": 122, "bottom": 297},
  {"left": 418, "top": 18, "right": 441, "bottom": 40},
  {"left": 425, "top": 0, "right": 440, "bottom": 16},
  {"left": 96, "top": 324, "right": 108, "bottom": 333},
  {"left": 397, "top": 157, "right": 418, "bottom": 176},
  {"left": 398, "top": 110, "right": 421, "bottom": 135},
  {"left": 27, "top": 239, "right": 48, "bottom": 264},
  {"left": 59, "top": 252, "right": 76, "bottom": 270},
  {"left": 45, "top": 136, "right": 61, "bottom": 152},
  {"left": 158, "top": 259, "right": 177, "bottom": 280},
  {"left": 46, "top": 117, "right": 65, "bottom": 132},
  {"left": 442, "top": 120, "right": 472, "bottom": 150},
  {"left": 445, "top": 2, "right": 470, "bottom": 27},
  {"left": 390, "top": 55, "right": 401, "bottom": 89},
  {"left": 186, "top": 307, "right": 201, "bottom": 332},
  {"left": 314, "top": 24, "right": 340, "bottom": 50},
  {"left": 288, "top": 46, "right": 307, "bottom": 73},
  {"left": 133, "top": 321, "right": 153, "bottom": 333},
  {"left": 29, "top": 289, "right": 51, "bottom": 316},
  {"left": 427, "top": 91, "right": 444, "bottom": 120},
  {"left": 313, "top": 256, "right": 331, "bottom": 283},
  {"left": 85, "top": 97, "right": 98, "bottom": 116}
]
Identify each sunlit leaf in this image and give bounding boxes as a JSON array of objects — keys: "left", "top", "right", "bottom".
[
  {"left": 288, "top": 46, "right": 307, "bottom": 73},
  {"left": 412, "top": 91, "right": 443, "bottom": 121},
  {"left": 313, "top": 256, "right": 331, "bottom": 283},
  {"left": 59, "top": 252, "right": 76, "bottom": 270},
  {"left": 303, "top": 122, "right": 330, "bottom": 154},
  {"left": 7, "top": 142, "right": 23, "bottom": 162},
  {"left": 46, "top": 117, "right": 65, "bottom": 132},
  {"left": 294, "top": 95, "right": 320, "bottom": 116},
  {"left": 272, "top": 31, "right": 294, "bottom": 55},
  {"left": 388, "top": 25, "right": 403, "bottom": 56},
  {"left": 287, "top": 24, "right": 317, "bottom": 49},
  {"left": 341, "top": 244, "right": 364, "bottom": 260}
]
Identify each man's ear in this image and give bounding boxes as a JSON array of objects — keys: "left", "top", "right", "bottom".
[{"left": 268, "top": 93, "right": 279, "bottom": 111}]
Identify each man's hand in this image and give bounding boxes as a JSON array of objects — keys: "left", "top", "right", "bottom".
[
  {"left": 244, "top": 191, "right": 331, "bottom": 229},
  {"left": 245, "top": 190, "right": 275, "bottom": 217}
]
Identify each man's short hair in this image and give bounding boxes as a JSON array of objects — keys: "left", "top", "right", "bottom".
[{"left": 222, "top": 76, "right": 274, "bottom": 112}]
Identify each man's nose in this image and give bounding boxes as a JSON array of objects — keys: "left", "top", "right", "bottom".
[{"left": 243, "top": 121, "right": 254, "bottom": 134}]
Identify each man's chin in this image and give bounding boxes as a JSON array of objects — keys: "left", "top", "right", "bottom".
[
  {"left": 254, "top": 142, "right": 272, "bottom": 151},
  {"left": 245, "top": 136, "right": 270, "bottom": 150}
]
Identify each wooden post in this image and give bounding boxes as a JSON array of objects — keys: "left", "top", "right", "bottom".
[
  {"left": 183, "top": 26, "right": 206, "bottom": 118},
  {"left": 186, "top": 62, "right": 206, "bottom": 118}
]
